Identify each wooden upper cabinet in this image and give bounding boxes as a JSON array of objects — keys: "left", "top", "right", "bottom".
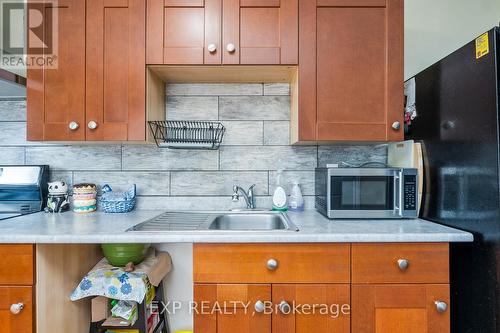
[
  {"left": 86, "top": 0, "right": 145, "bottom": 141},
  {"left": 273, "top": 284, "right": 350, "bottom": 333},
  {"left": 194, "top": 284, "right": 272, "bottom": 333},
  {"left": 147, "top": 0, "right": 221, "bottom": 64},
  {"left": 352, "top": 284, "right": 450, "bottom": 333},
  {"left": 27, "top": 0, "right": 86, "bottom": 141},
  {"left": 297, "top": 0, "right": 404, "bottom": 142},
  {"left": 147, "top": 0, "right": 298, "bottom": 65},
  {"left": 223, "top": 0, "right": 298, "bottom": 64}
]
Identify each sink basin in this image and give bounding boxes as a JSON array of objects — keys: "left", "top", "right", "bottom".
[
  {"left": 209, "top": 213, "right": 291, "bottom": 230},
  {"left": 127, "top": 211, "right": 299, "bottom": 232}
]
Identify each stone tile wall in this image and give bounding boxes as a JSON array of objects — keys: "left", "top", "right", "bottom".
[{"left": 0, "top": 86, "right": 387, "bottom": 210}]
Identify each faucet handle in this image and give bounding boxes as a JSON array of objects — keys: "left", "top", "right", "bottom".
[
  {"left": 232, "top": 185, "right": 239, "bottom": 202},
  {"left": 248, "top": 184, "right": 256, "bottom": 192}
]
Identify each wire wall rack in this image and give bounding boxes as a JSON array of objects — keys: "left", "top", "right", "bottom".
[{"left": 148, "top": 121, "right": 225, "bottom": 149}]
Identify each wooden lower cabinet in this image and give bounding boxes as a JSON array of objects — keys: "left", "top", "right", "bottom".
[
  {"left": 193, "top": 243, "right": 450, "bottom": 333},
  {"left": 0, "top": 245, "right": 34, "bottom": 285},
  {"left": 194, "top": 284, "right": 272, "bottom": 333},
  {"left": 273, "top": 284, "right": 350, "bottom": 333},
  {"left": 352, "top": 284, "right": 450, "bottom": 333},
  {"left": 194, "top": 283, "right": 350, "bottom": 333},
  {"left": 194, "top": 243, "right": 350, "bottom": 284},
  {"left": 0, "top": 286, "right": 33, "bottom": 333},
  {"left": 0, "top": 245, "right": 34, "bottom": 333}
]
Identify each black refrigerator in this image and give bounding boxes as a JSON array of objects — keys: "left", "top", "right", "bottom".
[{"left": 407, "top": 27, "right": 500, "bottom": 332}]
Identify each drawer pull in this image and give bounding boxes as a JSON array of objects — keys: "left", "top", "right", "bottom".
[
  {"left": 278, "top": 301, "right": 291, "bottom": 315},
  {"left": 397, "top": 258, "right": 409, "bottom": 271},
  {"left": 10, "top": 303, "right": 24, "bottom": 315},
  {"left": 254, "top": 300, "right": 266, "bottom": 313},
  {"left": 266, "top": 258, "right": 278, "bottom": 270},
  {"left": 435, "top": 301, "right": 448, "bottom": 313}
]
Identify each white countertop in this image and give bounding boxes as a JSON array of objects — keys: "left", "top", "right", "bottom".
[{"left": 0, "top": 210, "right": 473, "bottom": 244}]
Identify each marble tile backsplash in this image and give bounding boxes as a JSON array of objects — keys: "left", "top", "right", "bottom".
[{"left": 0, "top": 86, "right": 387, "bottom": 210}]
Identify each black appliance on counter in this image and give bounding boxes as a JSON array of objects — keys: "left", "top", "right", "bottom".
[
  {"left": 407, "top": 27, "right": 500, "bottom": 332},
  {"left": 0, "top": 165, "right": 49, "bottom": 220}
]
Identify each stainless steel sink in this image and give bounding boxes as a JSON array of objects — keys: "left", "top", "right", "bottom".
[
  {"left": 127, "top": 211, "right": 299, "bottom": 232},
  {"left": 209, "top": 213, "right": 292, "bottom": 230}
]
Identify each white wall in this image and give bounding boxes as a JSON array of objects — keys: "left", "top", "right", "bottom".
[{"left": 405, "top": 0, "right": 500, "bottom": 79}]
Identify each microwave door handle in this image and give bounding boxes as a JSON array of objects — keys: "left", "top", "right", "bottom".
[
  {"left": 393, "top": 172, "right": 402, "bottom": 217},
  {"left": 393, "top": 174, "right": 399, "bottom": 214}
]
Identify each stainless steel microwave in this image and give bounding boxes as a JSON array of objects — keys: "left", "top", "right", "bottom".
[{"left": 315, "top": 167, "right": 418, "bottom": 219}]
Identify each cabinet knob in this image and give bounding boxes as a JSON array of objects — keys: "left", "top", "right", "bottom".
[
  {"left": 278, "top": 301, "right": 291, "bottom": 315},
  {"left": 266, "top": 258, "right": 278, "bottom": 271},
  {"left": 10, "top": 303, "right": 24, "bottom": 315},
  {"left": 435, "top": 301, "right": 448, "bottom": 313},
  {"left": 397, "top": 258, "right": 409, "bottom": 271},
  {"left": 254, "top": 300, "right": 266, "bottom": 313},
  {"left": 68, "top": 121, "right": 79, "bottom": 131},
  {"left": 226, "top": 43, "right": 236, "bottom": 53},
  {"left": 207, "top": 44, "right": 217, "bottom": 53},
  {"left": 392, "top": 121, "right": 401, "bottom": 130},
  {"left": 87, "top": 121, "right": 98, "bottom": 130}
]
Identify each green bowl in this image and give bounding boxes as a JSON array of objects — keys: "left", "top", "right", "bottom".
[{"left": 101, "top": 243, "right": 150, "bottom": 266}]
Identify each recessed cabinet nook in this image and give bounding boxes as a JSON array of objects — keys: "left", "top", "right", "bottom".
[{"left": 26, "top": 0, "right": 404, "bottom": 144}]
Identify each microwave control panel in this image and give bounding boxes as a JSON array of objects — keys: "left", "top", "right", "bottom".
[{"left": 403, "top": 175, "right": 417, "bottom": 210}]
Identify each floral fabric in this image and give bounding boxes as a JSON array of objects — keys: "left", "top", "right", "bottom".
[{"left": 70, "top": 267, "right": 150, "bottom": 303}]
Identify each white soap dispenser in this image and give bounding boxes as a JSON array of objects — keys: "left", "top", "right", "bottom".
[
  {"left": 272, "top": 169, "right": 288, "bottom": 211},
  {"left": 289, "top": 182, "right": 304, "bottom": 212}
]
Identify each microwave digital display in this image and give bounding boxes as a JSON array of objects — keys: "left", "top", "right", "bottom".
[{"left": 331, "top": 176, "right": 394, "bottom": 210}]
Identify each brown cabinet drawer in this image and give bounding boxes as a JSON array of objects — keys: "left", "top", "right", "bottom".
[
  {"left": 0, "top": 286, "right": 33, "bottom": 333},
  {"left": 194, "top": 243, "right": 350, "bottom": 283},
  {"left": 0, "top": 245, "right": 34, "bottom": 285},
  {"left": 352, "top": 243, "right": 449, "bottom": 284}
]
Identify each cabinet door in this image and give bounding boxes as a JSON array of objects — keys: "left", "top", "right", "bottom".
[
  {"left": 27, "top": 0, "right": 85, "bottom": 141},
  {"left": 194, "top": 284, "right": 271, "bottom": 333},
  {"left": 352, "top": 284, "right": 450, "bottom": 333},
  {"left": 273, "top": 284, "right": 350, "bottom": 333},
  {"left": 86, "top": 0, "right": 145, "bottom": 141},
  {"left": 147, "top": 0, "right": 221, "bottom": 64},
  {"left": 222, "top": 0, "right": 298, "bottom": 64},
  {"left": 0, "top": 287, "right": 33, "bottom": 333},
  {"left": 299, "top": 0, "right": 403, "bottom": 142}
]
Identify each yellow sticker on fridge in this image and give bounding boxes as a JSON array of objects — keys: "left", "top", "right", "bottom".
[{"left": 476, "top": 32, "right": 489, "bottom": 59}]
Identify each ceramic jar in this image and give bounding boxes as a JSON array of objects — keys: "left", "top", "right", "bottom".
[{"left": 72, "top": 183, "right": 97, "bottom": 213}]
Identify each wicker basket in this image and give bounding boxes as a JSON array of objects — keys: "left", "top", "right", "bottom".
[{"left": 100, "top": 184, "right": 136, "bottom": 213}]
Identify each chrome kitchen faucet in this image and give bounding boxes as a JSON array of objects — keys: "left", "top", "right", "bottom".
[{"left": 232, "top": 184, "right": 256, "bottom": 209}]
